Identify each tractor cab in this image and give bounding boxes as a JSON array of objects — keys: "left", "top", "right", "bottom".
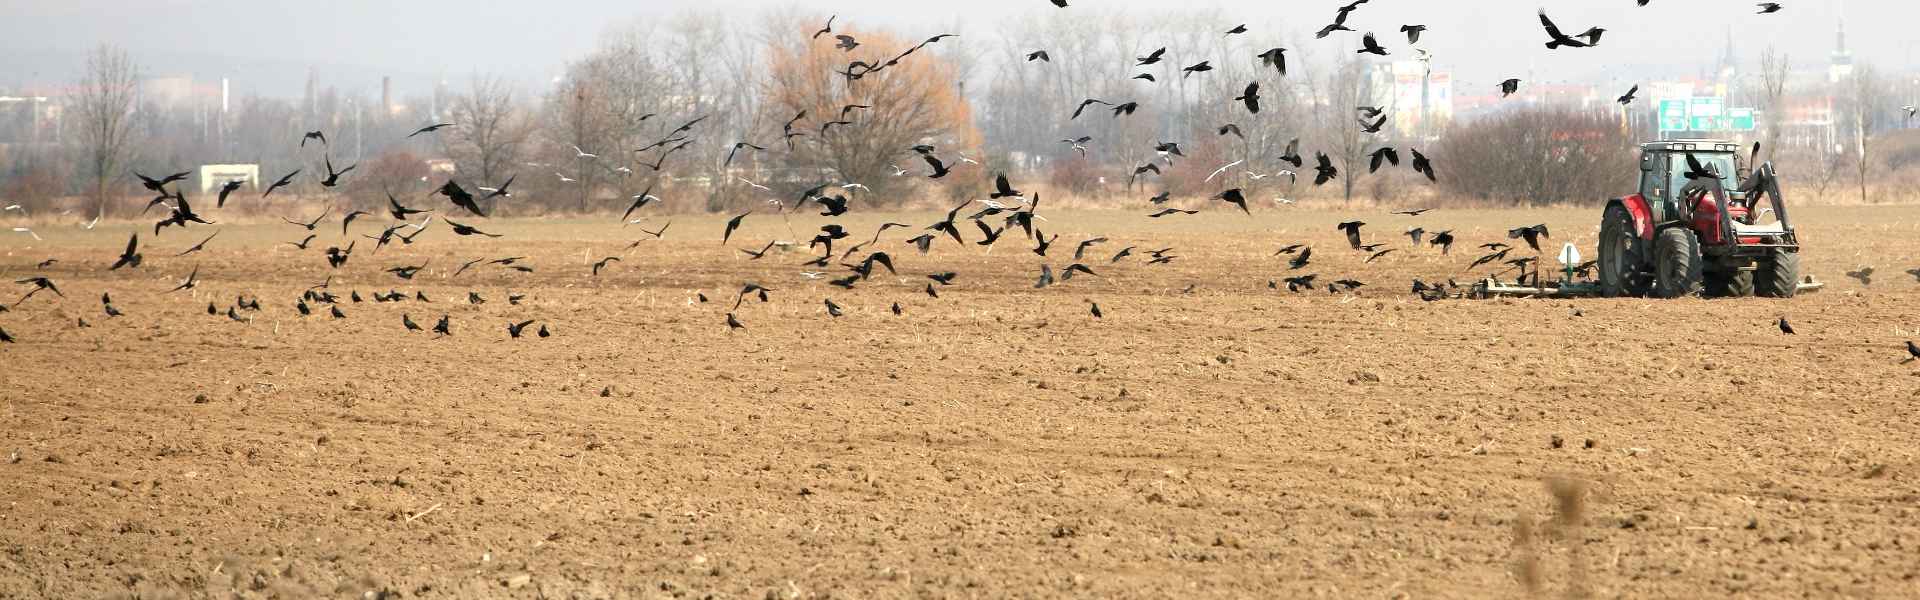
[{"left": 1637, "top": 140, "right": 1742, "bottom": 223}]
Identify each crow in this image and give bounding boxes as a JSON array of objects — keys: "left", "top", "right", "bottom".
[
  {"left": 1337, "top": 221, "right": 1367, "bottom": 250},
  {"left": 110, "top": 233, "right": 143, "bottom": 270},
  {"left": 1508, "top": 224, "right": 1551, "bottom": 252},
  {"left": 1538, "top": 10, "right": 1591, "bottom": 49},
  {"left": 438, "top": 181, "right": 487, "bottom": 217},
  {"left": 263, "top": 169, "right": 301, "bottom": 198},
  {"left": 508, "top": 320, "right": 536, "bottom": 338},
  {"left": 1778, "top": 317, "right": 1795, "bottom": 335}
]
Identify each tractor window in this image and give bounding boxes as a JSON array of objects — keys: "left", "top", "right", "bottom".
[
  {"left": 1669, "top": 154, "right": 1736, "bottom": 196},
  {"left": 1641, "top": 154, "right": 1665, "bottom": 201}
]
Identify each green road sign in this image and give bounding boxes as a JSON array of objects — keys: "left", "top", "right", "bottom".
[
  {"left": 1689, "top": 97, "right": 1725, "bottom": 131},
  {"left": 1728, "top": 108, "right": 1757, "bottom": 132},
  {"left": 1658, "top": 99, "right": 1690, "bottom": 132}
]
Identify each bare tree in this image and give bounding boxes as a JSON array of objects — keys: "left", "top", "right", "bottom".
[
  {"left": 1757, "top": 47, "right": 1790, "bottom": 162},
  {"left": 1848, "top": 65, "right": 1884, "bottom": 203},
  {"left": 441, "top": 76, "right": 530, "bottom": 213},
  {"left": 73, "top": 44, "right": 140, "bottom": 219},
  {"left": 1312, "top": 57, "right": 1377, "bottom": 205}
]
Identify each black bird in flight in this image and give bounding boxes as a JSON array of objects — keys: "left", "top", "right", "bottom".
[
  {"left": 388, "top": 193, "right": 430, "bottom": 220},
  {"left": 1181, "top": 61, "right": 1213, "bottom": 78},
  {"left": 1401, "top": 24, "right": 1426, "bottom": 44},
  {"left": 1027, "top": 50, "right": 1050, "bottom": 62},
  {"left": 1410, "top": 149, "right": 1437, "bottom": 181},
  {"left": 1313, "top": 153, "right": 1339, "bottom": 186},
  {"left": 1137, "top": 47, "right": 1166, "bottom": 66},
  {"left": 324, "top": 242, "right": 355, "bottom": 267},
  {"left": 177, "top": 231, "right": 218, "bottom": 256},
  {"left": 1234, "top": 82, "right": 1261, "bottom": 114},
  {"left": 480, "top": 175, "right": 516, "bottom": 202},
  {"left": 1357, "top": 32, "right": 1389, "bottom": 55},
  {"left": 922, "top": 154, "right": 952, "bottom": 178},
  {"left": 1215, "top": 189, "right": 1251, "bottom": 215},
  {"left": 438, "top": 181, "right": 487, "bottom": 217},
  {"left": 286, "top": 234, "right": 317, "bottom": 250},
  {"left": 263, "top": 169, "right": 300, "bottom": 198},
  {"left": 168, "top": 266, "right": 200, "bottom": 293},
  {"left": 1279, "top": 138, "right": 1304, "bottom": 168},
  {"left": 591, "top": 256, "right": 621, "bottom": 276},
  {"left": 1257, "top": 48, "right": 1288, "bottom": 76},
  {"left": 1430, "top": 230, "right": 1456, "bottom": 254},
  {"left": 215, "top": 178, "right": 245, "bottom": 208},
  {"left": 1617, "top": 84, "right": 1640, "bottom": 105},
  {"left": 722, "top": 210, "right": 751, "bottom": 244},
  {"left": 1538, "top": 10, "right": 1590, "bottom": 49},
  {"left": 1337, "top": 222, "right": 1367, "bottom": 250},
  {"left": 284, "top": 209, "right": 328, "bottom": 231},
  {"left": 1756, "top": 3, "right": 1783, "bottom": 14},
  {"left": 446, "top": 220, "right": 501, "bottom": 238},
  {"left": 301, "top": 130, "right": 327, "bottom": 147},
  {"left": 990, "top": 173, "right": 1023, "bottom": 199},
  {"left": 134, "top": 170, "right": 191, "bottom": 193},
  {"left": 341, "top": 210, "right": 371, "bottom": 237},
  {"left": 1289, "top": 247, "right": 1313, "bottom": 270},
  {"left": 1499, "top": 79, "right": 1522, "bottom": 97},
  {"left": 1368, "top": 147, "right": 1401, "bottom": 173},
  {"left": 111, "top": 233, "right": 143, "bottom": 270},
  {"left": 1149, "top": 208, "right": 1197, "bottom": 218},
  {"left": 320, "top": 155, "right": 356, "bottom": 187},
  {"left": 1508, "top": 224, "right": 1551, "bottom": 252},
  {"left": 387, "top": 261, "right": 428, "bottom": 280},
  {"left": 1846, "top": 267, "right": 1874, "bottom": 286},
  {"left": 407, "top": 123, "right": 453, "bottom": 138}
]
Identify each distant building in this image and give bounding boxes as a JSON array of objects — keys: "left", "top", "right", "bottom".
[
  {"left": 1829, "top": 16, "right": 1854, "bottom": 83},
  {"left": 196, "top": 164, "right": 259, "bottom": 194},
  {"left": 1379, "top": 60, "right": 1453, "bottom": 137}
]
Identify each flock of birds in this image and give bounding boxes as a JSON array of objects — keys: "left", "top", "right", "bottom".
[{"left": 8, "top": 0, "right": 1920, "bottom": 363}]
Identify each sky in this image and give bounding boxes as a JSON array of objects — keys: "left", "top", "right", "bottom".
[{"left": 1, "top": 0, "right": 1914, "bottom": 98}]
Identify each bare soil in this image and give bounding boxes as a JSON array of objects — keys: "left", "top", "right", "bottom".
[{"left": 2, "top": 204, "right": 1918, "bottom": 598}]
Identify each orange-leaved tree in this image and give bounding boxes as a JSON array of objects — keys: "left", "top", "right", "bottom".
[{"left": 763, "top": 19, "right": 980, "bottom": 204}]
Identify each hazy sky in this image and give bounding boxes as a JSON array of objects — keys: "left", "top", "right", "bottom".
[{"left": 2, "top": 0, "right": 1914, "bottom": 97}]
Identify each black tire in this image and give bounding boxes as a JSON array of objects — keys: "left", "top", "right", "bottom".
[
  {"left": 1705, "top": 269, "right": 1756, "bottom": 298},
  {"left": 1654, "top": 228, "right": 1703, "bottom": 298},
  {"left": 1598, "top": 205, "right": 1649, "bottom": 298},
  {"left": 1756, "top": 249, "right": 1801, "bottom": 298}
]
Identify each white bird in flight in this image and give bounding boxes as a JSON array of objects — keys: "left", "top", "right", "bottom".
[
  {"left": 1204, "top": 160, "right": 1246, "bottom": 183},
  {"left": 572, "top": 145, "right": 598, "bottom": 159}
]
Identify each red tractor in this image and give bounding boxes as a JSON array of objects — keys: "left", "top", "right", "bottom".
[{"left": 1598, "top": 140, "right": 1801, "bottom": 298}]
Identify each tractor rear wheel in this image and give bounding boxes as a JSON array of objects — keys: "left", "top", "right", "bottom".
[
  {"left": 1654, "top": 227, "right": 1703, "bottom": 298},
  {"left": 1598, "top": 205, "right": 1648, "bottom": 297},
  {"left": 1756, "top": 249, "right": 1801, "bottom": 298}
]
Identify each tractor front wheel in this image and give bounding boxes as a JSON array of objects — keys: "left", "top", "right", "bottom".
[
  {"left": 1654, "top": 228, "right": 1704, "bottom": 298},
  {"left": 1756, "top": 249, "right": 1801, "bottom": 298},
  {"left": 1598, "top": 205, "right": 1648, "bottom": 297},
  {"left": 1705, "top": 269, "right": 1756, "bottom": 298}
]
